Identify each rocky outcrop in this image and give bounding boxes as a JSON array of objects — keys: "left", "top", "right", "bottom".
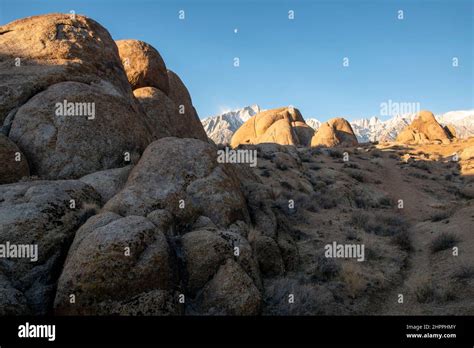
[
  {"left": 79, "top": 165, "right": 132, "bottom": 203},
  {"left": 0, "top": 180, "right": 101, "bottom": 314},
  {"left": 54, "top": 213, "right": 176, "bottom": 315},
  {"left": 193, "top": 259, "right": 261, "bottom": 315},
  {"left": 0, "top": 14, "right": 137, "bottom": 125},
  {"left": 9, "top": 81, "right": 152, "bottom": 179},
  {"left": 230, "top": 107, "right": 313, "bottom": 148},
  {"left": 166, "top": 70, "right": 208, "bottom": 141},
  {"left": 134, "top": 85, "right": 208, "bottom": 141},
  {"left": 311, "top": 117, "right": 358, "bottom": 147},
  {"left": 104, "top": 137, "right": 250, "bottom": 228},
  {"left": 396, "top": 110, "right": 454, "bottom": 144},
  {"left": 115, "top": 38, "right": 207, "bottom": 141},
  {"left": 116, "top": 39, "right": 169, "bottom": 94},
  {"left": 0, "top": 134, "right": 29, "bottom": 184}
]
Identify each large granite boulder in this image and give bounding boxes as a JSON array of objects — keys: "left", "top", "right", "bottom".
[
  {"left": 0, "top": 134, "right": 29, "bottom": 184},
  {"left": 104, "top": 137, "right": 250, "bottom": 228},
  {"left": 9, "top": 81, "right": 152, "bottom": 179},
  {"left": 230, "top": 107, "right": 310, "bottom": 147},
  {"left": 0, "top": 180, "right": 101, "bottom": 314},
  {"left": 116, "top": 39, "right": 169, "bottom": 94},
  {"left": 311, "top": 117, "right": 358, "bottom": 147},
  {"left": 396, "top": 110, "right": 453, "bottom": 144}
]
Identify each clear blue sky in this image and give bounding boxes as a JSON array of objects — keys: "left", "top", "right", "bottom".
[{"left": 1, "top": 0, "right": 472, "bottom": 121}]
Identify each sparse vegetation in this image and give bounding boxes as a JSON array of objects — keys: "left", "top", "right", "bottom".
[
  {"left": 430, "top": 232, "right": 459, "bottom": 253},
  {"left": 453, "top": 265, "right": 474, "bottom": 281},
  {"left": 414, "top": 280, "right": 435, "bottom": 303}
]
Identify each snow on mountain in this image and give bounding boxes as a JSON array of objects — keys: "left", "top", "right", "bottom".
[
  {"left": 308, "top": 111, "right": 473, "bottom": 143},
  {"left": 437, "top": 110, "right": 474, "bottom": 139},
  {"left": 305, "top": 119, "right": 321, "bottom": 131},
  {"left": 202, "top": 107, "right": 474, "bottom": 144},
  {"left": 202, "top": 105, "right": 261, "bottom": 144}
]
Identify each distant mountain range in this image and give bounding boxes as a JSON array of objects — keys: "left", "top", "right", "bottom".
[{"left": 202, "top": 106, "right": 474, "bottom": 144}]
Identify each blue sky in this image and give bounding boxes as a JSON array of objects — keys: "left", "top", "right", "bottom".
[{"left": 1, "top": 0, "right": 472, "bottom": 121}]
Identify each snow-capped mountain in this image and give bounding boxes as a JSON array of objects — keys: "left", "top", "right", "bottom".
[
  {"left": 202, "top": 107, "right": 474, "bottom": 144},
  {"left": 309, "top": 110, "right": 473, "bottom": 142},
  {"left": 202, "top": 105, "right": 261, "bottom": 144}
]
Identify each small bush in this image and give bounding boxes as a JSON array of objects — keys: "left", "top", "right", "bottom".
[
  {"left": 370, "top": 213, "right": 409, "bottom": 236},
  {"left": 350, "top": 212, "right": 370, "bottom": 230},
  {"left": 453, "top": 265, "right": 474, "bottom": 281},
  {"left": 430, "top": 210, "right": 452, "bottom": 222},
  {"left": 347, "top": 170, "right": 367, "bottom": 183},
  {"left": 430, "top": 232, "right": 458, "bottom": 253},
  {"left": 260, "top": 169, "right": 271, "bottom": 177},
  {"left": 328, "top": 148, "right": 343, "bottom": 158},
  {"left": 391, "top": 229, "right": 412, "bottom": 251},
  {"left": 414, "top": 281, "right": 435, "bottom": 303},
  {"left": 411, "top": 160, "right": 431, "bottom": 172}
]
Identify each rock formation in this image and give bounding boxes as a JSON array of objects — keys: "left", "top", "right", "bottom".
[
  {"left": 116, "top": 40, "right": 208, "bottom": 141},
  {"left": 0, "top": 134, "right": 29, "bottom": 184},
  {"left": 230, "top": 106, "right": 314, "bottom": 148},
  {"left": 310, "top": 117, "right": 358, "bottom": 147},
  {"left": 116, "top": 39, "right": 170, "bottom": 93},
  {"left": 396, "top": 110, "right": 454, "bottom": 144}
]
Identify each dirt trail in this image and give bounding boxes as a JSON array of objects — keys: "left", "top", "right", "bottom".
[{"left": 372, "top": 157, "right": 436, "bottom": 314}]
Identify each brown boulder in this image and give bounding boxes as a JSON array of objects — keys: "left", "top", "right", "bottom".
[
  {"left": 134, "top": 85, "right": 208, "bottom": 141},
  {"left": 194, "top": 259, "right": 261, "bottom": 315},
  {"left": 311, "top": 117, "right": 358, "bottom": 147},
  {"left": 0, "top": 14, "right": 135, "bottom": 124},
  {"left": 54, "top": 213, "right": 174, "bottom": 315},
  {"left": 167, "top": 70, "right": 208, "bottom": 141},
  {"left": 396, "top": 110, "right": 453, "bottom": 144},
  {"left": 9, "top": 81, "right": 152, "bottom": 179},
  {"left": 0, "top": 134, "right": 29, "bottom": 184},
  {"left": 104, "top": 137, "right": 250, "bottom": 227},
  {"left": 0, "top": 180, "right": 101, "bottom": 314},
  {"left": 230, "top": 106, "right": 310, "bottom": 147},
  {"left": 116, "top": 39, "right": 169, "bottom": 93}
]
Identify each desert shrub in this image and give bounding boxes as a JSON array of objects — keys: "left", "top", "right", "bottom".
[
  {"left": 430, "top": 232, "right": 459, "bottom": 253},
  {"left": 410, "top": 160, "right": 431, "bottom": 172},
  {"left": 347, "top": 170, "right": 367, "bottom": 183},
  {"left": 276, "top": 161, "right": 289, "bottom": 170},
  {"left": 313, "top": 255, "right": 340, "bottom": 281},
  {"left": 388, "top": 153, "right": 399, "bottom": 160},
  {"left": 391, "top": 229, "right": 413, "bottom": 251},
  {"left": 260, "top": 169, "right": 271, "bottom": 177},
  {"left": 377, "top": 195, "right": 393, "bottom": 207},
  {"left": 327, "top": 148, "right": 343, "bottom": 158},
  {"left": 430, "top": 210, "right": 452, "bottom": 222},
  {"left": 444, "top": 174, "right": 453, "bottom": 181},
  {"left": 341, "top": 262, "right": 366, "bottom": 298},
  {"left": 263, "top": 278, "right": 330, "bottom": 315},
  {"left": 414, "top": 280, "right": 435, "bottom": 303},
  {"left": 350, "top": 212, "right": 370, "bottom": 230},
  {"left": 408, "top": 172, "right": 428, "bottom": 179},
  {"left": 343, "top": 162, "right": 360, "bottom": 169},
  {"left": 453, "top": 265, "right": 474, "bottom": 281},
  {"left": 369, "top": 213, "right": 409, "bottom": 236},
  {"left": 352, "top": 190, "right": 389, "bottom": 209},
  {"left": 280, "top": 181, "right": 294, "bottom": 190},
  {"left": 309, "top": 163, "right": 321, "bottom": 171}
]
